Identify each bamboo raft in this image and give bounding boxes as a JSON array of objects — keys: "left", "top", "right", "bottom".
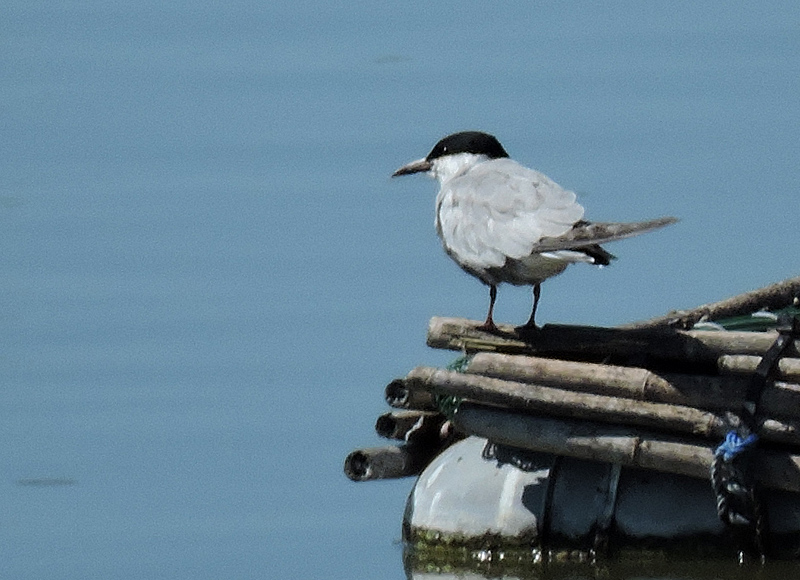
[{"left": 346, "top": 276, "right": 800, "bottom": 494}]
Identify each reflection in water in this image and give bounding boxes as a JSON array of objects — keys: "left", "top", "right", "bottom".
[
  {"left": 15, "top": 477, "right": 77, "bottom": 487},
  {"left": 403, "top": 542, "right": 800, "bottom": 580}
]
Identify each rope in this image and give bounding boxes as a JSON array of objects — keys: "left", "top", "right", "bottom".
[
  {"left": 434, "top": 355, "right": 472, "bottom": 419},
  {"left": 710, "top": 432, "right": 760, "bottom": 526},
  {"left": 715, "top": 432, "right": 758, "bottom": 463},
  {"left": 709, "top": 312, "right": 799, "bottom": 560},
  {"left": 481, "top": 441, "right": 544, "bottom": 472}
]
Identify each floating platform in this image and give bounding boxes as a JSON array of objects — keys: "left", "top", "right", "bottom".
[{"left": 346, "top": 277, "right": 800, "bottom": 567}]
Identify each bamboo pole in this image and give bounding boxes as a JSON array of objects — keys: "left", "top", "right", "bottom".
[
  {"left": 466, "top": 352, "right": 800, "bottom": 421},
  {"left": 344, "top": 444, "right": 441, "bottom": 481},
  {"left": 453, "top": 403, "right": 800, "bottom": 494},
  {"left": 427, "top": 316, "right": 799, "bottom": 363},
  {"left": 406, "top": 366, "right": 800, "bottom": 447},
  {"left": 467, "top": 352, "right": 740, "bottom": 408},
  {"left": 375, "top": 410, "right": 446, "bottom": 444},
  {"left": 385, "top": 378, "right": 438, "bottom": 411},
  {"left": 718, "top": 354, "right": 800, "bottom": 382},
  {"left": 622, "top": 276, "right": 800, "bottom": 330}
]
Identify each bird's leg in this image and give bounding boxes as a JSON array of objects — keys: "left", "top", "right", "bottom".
[
  {"left": 476, "top": 285, "right": 499, "bottom": 333},
  {"left": 520, "top": 283, "right": 541, "bottom": 331}
]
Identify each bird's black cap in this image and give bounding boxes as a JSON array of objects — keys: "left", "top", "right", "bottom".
[{"left": 426, "top": 131, "right": 510, "bottom": 162}]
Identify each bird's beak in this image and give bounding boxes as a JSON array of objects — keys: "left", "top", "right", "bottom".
[{"left": 392, "top": 157, "right": 432, "bottom": 177}]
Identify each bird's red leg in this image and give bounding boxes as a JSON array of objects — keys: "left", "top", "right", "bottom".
[{"left": 476, "top": 285, "right": 499, "bottom": 332}]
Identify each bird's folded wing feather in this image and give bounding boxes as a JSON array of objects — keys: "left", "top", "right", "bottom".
[{"left": 437, "top": 159, "right": 585, "bottom": 269}]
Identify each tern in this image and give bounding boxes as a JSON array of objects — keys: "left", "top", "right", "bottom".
[{"left": 392, "top": 131, "right": 677, "bottom": 332}]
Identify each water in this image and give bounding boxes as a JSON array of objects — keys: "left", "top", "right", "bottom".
[{"left": 1, "top": 1, "right": 799, "bottom": 578}]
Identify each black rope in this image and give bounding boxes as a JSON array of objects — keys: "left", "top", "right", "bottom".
[
  {"left": 710, "top": 312, "right": 799, "bottom": 560},
  {"left": 482, "top": 440, "right": 544, "bottom": 472}
]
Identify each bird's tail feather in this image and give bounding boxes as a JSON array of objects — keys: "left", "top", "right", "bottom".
[{"left": 529, "top": 216, "right": 678, "bottom": 254}]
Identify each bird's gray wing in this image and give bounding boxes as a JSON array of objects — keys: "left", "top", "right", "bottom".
[
  {"left": 436, "top": 158, "right": 585, "bottom": 270},
  {"left": 528, "top": 217, "right": 679, "bottom": 254}
]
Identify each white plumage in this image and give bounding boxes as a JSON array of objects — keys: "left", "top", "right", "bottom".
[
  {"left": 393, "top": 131, "right": 677, "bottom": 332},
  {"left": 434, "top": 155, "right": 587, "bottom": 280}
]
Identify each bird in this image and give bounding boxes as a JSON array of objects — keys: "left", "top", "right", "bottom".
[{"left": 392, "top": 131, "right": 677, "bottom": 333}]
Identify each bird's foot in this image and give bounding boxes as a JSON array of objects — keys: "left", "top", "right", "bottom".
[
  {"left": 514, "top": 322, "right": 540, "bottom": 337},
  {"left": 475, "top": 320, "right": 501, "bottom": 334},
  {"left": 476, "top": 319, "right": 520, "bottom": 338}
]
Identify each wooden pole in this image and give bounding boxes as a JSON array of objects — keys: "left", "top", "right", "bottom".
[
  {"left": 375, "top": 410, "right": 446, "bottom": 444},
  {"left": 467, "top": 352, "right": 740, "bottom": 409},
  {"left": 465, "top": 352, "right": 800, "bottom": 421},
  {"left": 622, "top": 276, "right": 800, "bottom": 330},
  {"left": 406, "top": 366, "right": 800, "bottom": 446},
  {"left": 718, "top": 354, "right": 800, "bottom": 382},
  {"left": 426, "top": 316, "right": 799, "bottom": 364},
  {"left": 385, "top": 378, "right": 439, "bottom": 411},
  {"left": 453, "top": 402, "right": 800, "bottom": 494},
  {"left": 344, "top": 444, "right": 441, "bottom": 481}
]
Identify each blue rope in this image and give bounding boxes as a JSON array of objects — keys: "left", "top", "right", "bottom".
[{"left": 714, "top": 431, "right": 759, "bottom": 463}]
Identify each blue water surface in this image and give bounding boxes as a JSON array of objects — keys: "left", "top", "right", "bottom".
[{"left": 1, "top": 2, "right": 799, "bottom": 578}]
